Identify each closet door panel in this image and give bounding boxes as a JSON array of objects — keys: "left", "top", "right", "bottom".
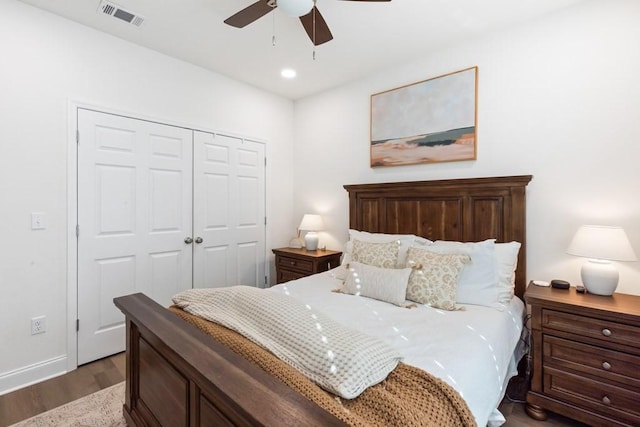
[
  {"left": 77, "top": 109, "right": 193, "bottom": 364},
  {"left": 193, "top": 131, "right": 266, "bottom": 288}
]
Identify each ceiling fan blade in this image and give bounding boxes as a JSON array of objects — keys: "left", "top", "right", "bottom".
[
  {"left": 224, "top": 0, "right": 275, "bottom": 28},
  {"left": 299, "top": 6, "right": 333, "bottom": 46}
]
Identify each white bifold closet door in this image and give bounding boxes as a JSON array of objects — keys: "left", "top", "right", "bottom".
[
  {"left": 193, "top": 131, "right": 266, "bottom": 289},
  {"left": 76, "top": 109, "right": 265, "bottom": 365}
]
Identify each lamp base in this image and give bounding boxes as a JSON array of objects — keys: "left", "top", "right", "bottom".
[
  {"left": 581, "top": 259, "right": 619, "bottom": 296},
  {"left": 304, "top": 231, "right": 319, "bottom": 251}
]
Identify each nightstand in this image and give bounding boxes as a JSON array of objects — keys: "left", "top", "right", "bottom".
[
  {"left": 525, "top": 285, "right": 640, "bottom": 426},
  {"left": 272, "top": 247, "right": 342, "bottom": 284}
]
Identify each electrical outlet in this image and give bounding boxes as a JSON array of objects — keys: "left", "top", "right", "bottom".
[
  {"left": 31, "top": 212, "right": 47, "bottom": 230},
  {"left": 31, "top": 316, "right": 46, "bottom": 335}
]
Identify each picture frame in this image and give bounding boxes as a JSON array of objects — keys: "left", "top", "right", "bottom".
[{"left": 370, "top": 66, "right": 478, "bottom": 167}]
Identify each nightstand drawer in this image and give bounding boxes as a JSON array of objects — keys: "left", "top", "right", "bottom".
[
  {"left": 543, "top": 335, "right": 640, "bottom": 389},
  {"left": 278, "top": 269, "right": 307, "bottom": 283},
  {"left": 542, "top": 309, "right": 640, "bottom": 348},
  {"left": 544, "top": 367, "right": 640, "bottom": 425},
  {"left": 277, "top": 256, "right": 314, "bottom": 274}
]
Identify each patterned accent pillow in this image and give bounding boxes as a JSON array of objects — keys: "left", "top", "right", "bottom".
[
  {"left": 351, "top": 239, "right": 399, "bottom": 268},
  {"left": 343, "top": 230, "right": 432, "bottom": 267},
  {"left": 405, "top": 247, "right": 470, "bottom": 310},
  {"left": 341, "top": 262, "right": 412, "bottom": 306}
]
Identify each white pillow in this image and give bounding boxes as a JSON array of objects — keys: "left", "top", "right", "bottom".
[
  {"left": 495, "top": 241, "right": 521, "bottom": 302},
  {"left": 341, "top": 261, "right": 412, "bottom": 306},
  {"left": 342, "top": 229, "right": 431, "bottom": 267},
  {"left": 431, "top": 239, "right": 501, "bottom": 308},
  {"left": 332, "top": 265, "right": 348, "bottom": 281}
]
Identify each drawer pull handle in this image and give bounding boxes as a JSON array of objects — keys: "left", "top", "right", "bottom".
[
  {"left": 602, "top": 396, "right": 611, "bottom": 406},
  {"left": 602, "top": 361, "right": 612, "bottom": 371},
  {"left": 290, "top": 261, "right": 296, "bottom": 266},
  {"left": 601, "top": 328, "right": 612, "bottom": 337}
]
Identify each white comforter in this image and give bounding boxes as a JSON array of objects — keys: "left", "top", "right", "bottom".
[{"left": 269, "top": 269, "right": 525, "bottom": 427}]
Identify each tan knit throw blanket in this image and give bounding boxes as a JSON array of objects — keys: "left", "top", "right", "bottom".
[{"left": 169, "top": 306, "right": 477, "bottom": 427}]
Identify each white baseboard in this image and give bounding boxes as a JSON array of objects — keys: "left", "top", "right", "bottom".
[{"left": 0, "top": 355, "right": 68, "bottom": 395}]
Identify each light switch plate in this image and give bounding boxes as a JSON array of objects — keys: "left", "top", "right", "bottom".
[{"left": 31, "top": 212, "right": 46, "bottom": 230}]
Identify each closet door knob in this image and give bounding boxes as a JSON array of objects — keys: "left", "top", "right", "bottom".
[
  {"left": 195, "top": 237, "right": 203, "bottom": 244},
  {"left": 184, "top": 237, "right": 193, "bottom": 244}
]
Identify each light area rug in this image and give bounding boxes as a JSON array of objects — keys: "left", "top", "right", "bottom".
[{"left": 10, "top": 382, "right": 126, "bottom": 427}]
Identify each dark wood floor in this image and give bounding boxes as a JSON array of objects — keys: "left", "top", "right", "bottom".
[
  {"left": 0, "top": 352, "right": 125, "bottom": 427},
  {"left": 0, "top": 351, "right": 585, "bottom": 427}
]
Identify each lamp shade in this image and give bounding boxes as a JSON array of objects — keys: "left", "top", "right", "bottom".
[
  {"left": 567, "top": 225, "right": 637, "bottom": 296},
  {"left": 277, "top": 0, "right": 313, "bottom": 17},
  {"left": 298, "top": 214, "right": 324, "bottom": 232},
  {"left": 567, "top": 225, "right": 637, "bottom": 261}
]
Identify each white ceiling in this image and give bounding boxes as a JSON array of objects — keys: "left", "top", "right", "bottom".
[{"left": 19, "top": 0, "right": 586, "bottom": 100}]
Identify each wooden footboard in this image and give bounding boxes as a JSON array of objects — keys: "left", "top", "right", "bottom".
[{"left": 114, "top": 293, "right": 345, "bottom": 427}]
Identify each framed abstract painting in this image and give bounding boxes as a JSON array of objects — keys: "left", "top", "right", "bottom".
[{"left": 370, "top": 66, "right": 478, "bottom": 167}]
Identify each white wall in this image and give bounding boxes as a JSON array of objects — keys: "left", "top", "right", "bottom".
[
  {"left": 293, "top": 0, "right": 640, "bottom": 295},
  {"left": 0, "top": 0, "right": 295, "bottom": 393}
]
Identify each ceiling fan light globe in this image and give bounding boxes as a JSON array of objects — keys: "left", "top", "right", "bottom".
[{"left": 277, "top": 0, "right": 313, "bottom": 17}]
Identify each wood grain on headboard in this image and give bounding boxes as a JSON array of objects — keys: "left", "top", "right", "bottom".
[{"left": 344, "top": 175, "right": 532, "bottom": 299}]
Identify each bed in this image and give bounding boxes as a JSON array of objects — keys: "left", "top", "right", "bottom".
[{"left": 114, "top": 174, "right": 532, "bottom": 427}]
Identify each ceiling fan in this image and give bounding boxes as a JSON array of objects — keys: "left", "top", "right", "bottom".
[{"left": 224, "top": 0, "right": 391, "bottom": 46}]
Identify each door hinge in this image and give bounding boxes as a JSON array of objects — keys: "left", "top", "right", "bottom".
[
  {"left": 264, "top": 216, "right": 267, "bottom": 226},
  {"left": 76, "top": 319, "right": 79, "bottom": 331},
  {"left": 76, "top": 224, "right": 80, "bottom": 237},
  {"left": 264, "top": 275, "right": 268, "bottom": 286},
  {"left": 264, "top": 157, "right": 267, "bottom": 166},
  {"left": 76, "top": 130, "right": 79, "bottom": 144}
]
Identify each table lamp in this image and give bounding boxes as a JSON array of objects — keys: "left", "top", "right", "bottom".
[
  {"left": 298, "top": 214, "right": 324, "bottom": 251},
  {"left": 566, "top": 225, "right": 637, "bottom": 296}
]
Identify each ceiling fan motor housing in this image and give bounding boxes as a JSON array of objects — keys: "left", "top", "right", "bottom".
[{"left": 277, "top": 0, "right": 314, "bottom": 17}]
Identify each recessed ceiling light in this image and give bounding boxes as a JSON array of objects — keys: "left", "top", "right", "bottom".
[{"left": 281, "top": 68, "right": 297, "bottom": 79}]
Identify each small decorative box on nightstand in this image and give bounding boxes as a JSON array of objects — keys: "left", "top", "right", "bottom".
[
  {"left": 272, "top": 247, "right": 342, "bottom": 284},
  {"left": 525, "top": 285, "right": 640, "bottom": 426}
]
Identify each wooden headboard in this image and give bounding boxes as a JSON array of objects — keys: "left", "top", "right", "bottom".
[{"left": 343, "top": 175, "right": 532, "bottom": 299}]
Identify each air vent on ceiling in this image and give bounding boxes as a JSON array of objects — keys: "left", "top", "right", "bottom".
[{"left": 97, "top": 1, "right": 145, "bottom": 27}]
